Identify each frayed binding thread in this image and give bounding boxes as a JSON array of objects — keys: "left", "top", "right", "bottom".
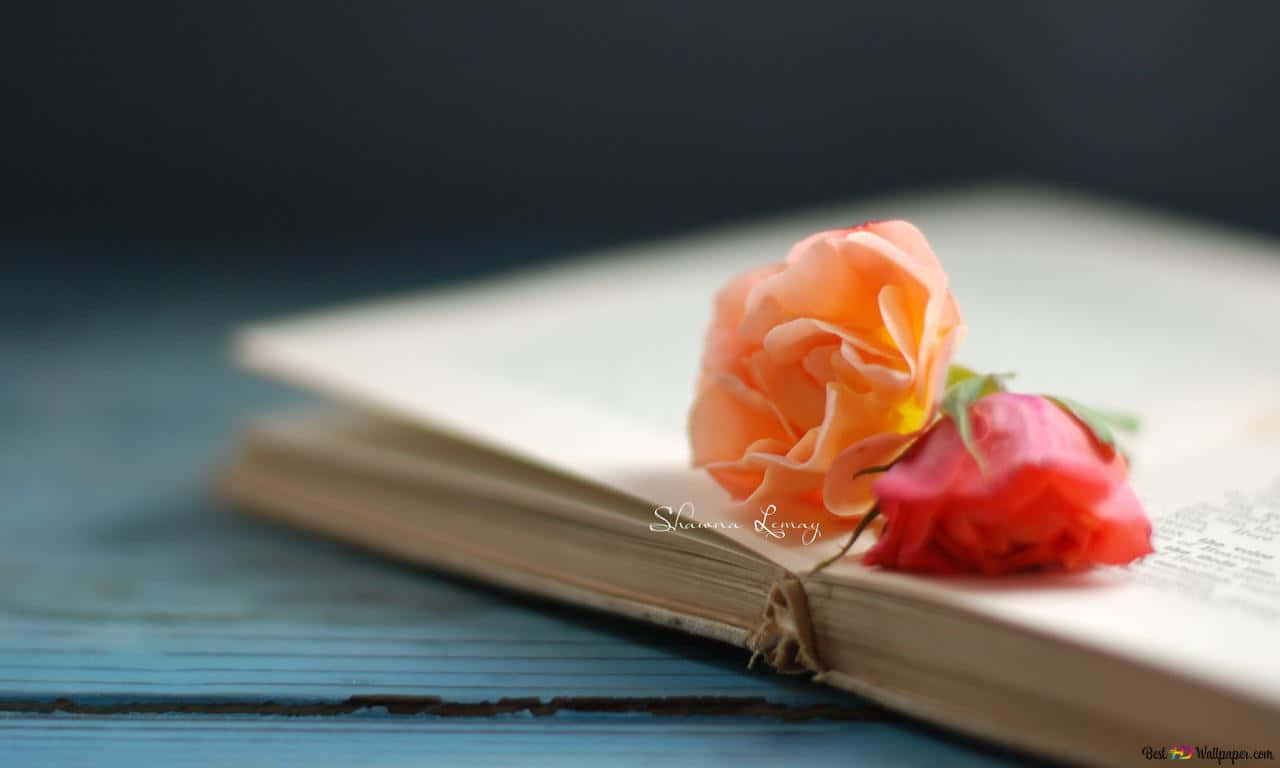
[{"left": 747, "top": 575, "right": 824, "bottom": 675}]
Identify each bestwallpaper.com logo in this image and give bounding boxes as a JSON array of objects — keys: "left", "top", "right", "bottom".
[{"left": 1142, "top": 744, "right": 1275, "bottom": 763}]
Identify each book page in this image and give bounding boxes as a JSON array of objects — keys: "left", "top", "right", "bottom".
[{"left": 238, "top": 184, "right": 1280, "bottom": 704}]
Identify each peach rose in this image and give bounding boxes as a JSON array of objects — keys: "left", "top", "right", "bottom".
[{"left": 689, "top": 220, "right": 964, "bottom": 523}]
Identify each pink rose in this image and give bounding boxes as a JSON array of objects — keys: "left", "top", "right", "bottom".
[
  {"left": 689, "top": 221, "right": 965, "bottom": 524},
  {"left": 864, "top": 392, "right": 1153, "bottom": 575}
]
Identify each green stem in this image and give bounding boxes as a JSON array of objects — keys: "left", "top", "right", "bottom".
[{"left": 805, "top": 507, "right": 881, "bottom": 579}]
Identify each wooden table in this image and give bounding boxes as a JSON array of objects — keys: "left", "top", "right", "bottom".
[{"left": 0, "top": 249, "right": 1022, "bottom": 766}]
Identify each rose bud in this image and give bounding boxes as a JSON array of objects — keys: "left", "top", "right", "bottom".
[{"left": 863, "top": 392, "right": 1153, "bottom": 575}]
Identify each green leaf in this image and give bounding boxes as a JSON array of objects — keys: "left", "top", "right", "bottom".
[
  {"left": 1046, "top": 396, "right": 1139, "bottom": 455},
  {"left": 1095, "top": 407, "right": 1140, "bottom": 434},
  {"left": 945, "top": 364, "right": 981, "bottom": 389},
  {"left": 941, "top": 371, "right": 1013, "bottom": 471}
]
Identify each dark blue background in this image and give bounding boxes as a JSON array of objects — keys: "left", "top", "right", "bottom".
[{"left": 3, "top": 1, "right": 1279, "bottom": 251}]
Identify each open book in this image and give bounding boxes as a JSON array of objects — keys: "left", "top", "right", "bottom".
[{"left": 220, "top": 186, "right": 1280, "bottom": 765}]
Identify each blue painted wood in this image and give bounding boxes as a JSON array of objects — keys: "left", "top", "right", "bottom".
[
  {"left": 0, "top": 254, "right": 1022, "bottom": 765},
  {"left": 0, "top": 714, "right": 1015, "bottom": 767}
]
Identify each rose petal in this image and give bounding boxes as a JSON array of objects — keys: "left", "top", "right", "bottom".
[
  {"left": 689, "top": 373, "right": 792, "bottom": 466},
  {"left": 746, "top": 349, "right": 826, "bottom": 434},
  {"left": 823, "top": 431, "right": 919, "bottom": 517}
]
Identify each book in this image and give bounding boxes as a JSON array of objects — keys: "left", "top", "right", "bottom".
[{"left": 219, "top": 185, "right": 1280, "bottom": 766}]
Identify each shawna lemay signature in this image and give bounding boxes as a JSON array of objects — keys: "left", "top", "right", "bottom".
[{"left": 650, "top": 502, "right": 822, "bottom": 546}]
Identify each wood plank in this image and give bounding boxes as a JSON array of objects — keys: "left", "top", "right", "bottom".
[{"left": 0, "top": 714, "right": 1015, "bottom": 767}]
